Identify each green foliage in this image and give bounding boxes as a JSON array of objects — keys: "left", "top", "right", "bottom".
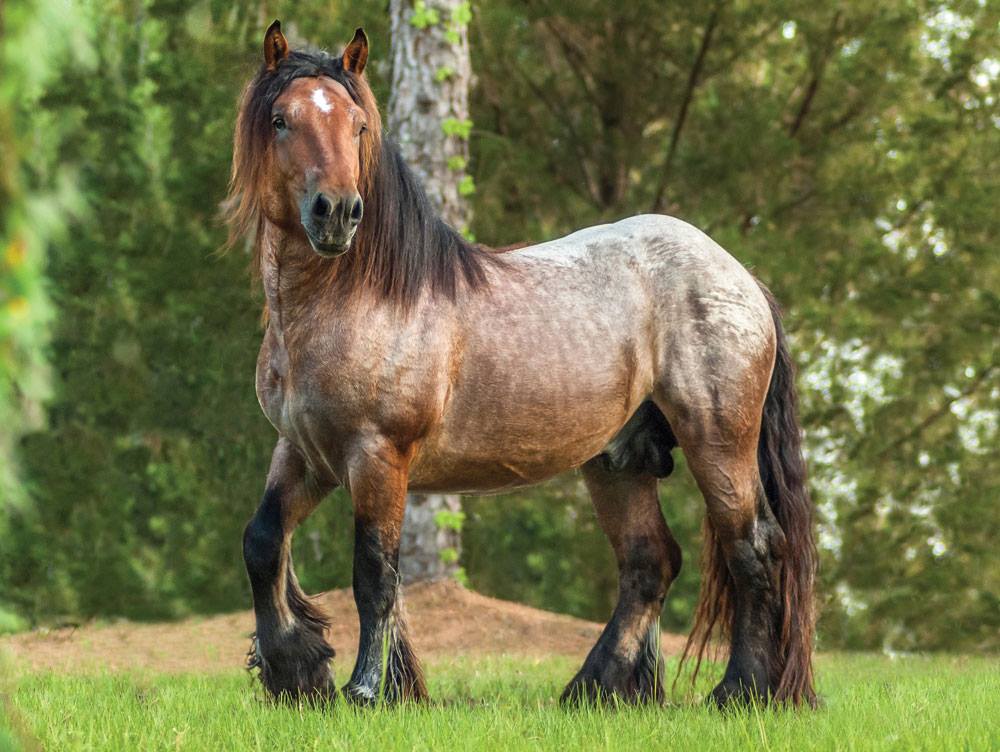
[
  {"left": 441, "top": 117, "right": 473, "bottom": 140},
  {"left": 0, "top": 0, "right": 90, "bottom": 510},
  {"left": 434, "top": 509, "right": 466, "bottom": 532},
  {"left": 0, "top": 606, "right": 27, "bottom": 636},
  {"left": 457, "top": 174, "right": 476, "bottom": 197},
  {"left": 450, "top": 2, "right": 472, "bottom": 28},
  {"left": 444, "top": 1, "right": 472, "bottom": 45},
  {"left": 409, "top": 1, "right": 440, "bottom": 30},
  {"left": 0, "top": 0, "right": 94, "bottom": 627}
]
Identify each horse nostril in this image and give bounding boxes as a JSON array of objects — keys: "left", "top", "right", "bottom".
[
  {"left": 349, "top": 196, "right": 364, "bottom": 225},
  {"left": 312, "top": 193, "right": 332, "bottom": 219}
]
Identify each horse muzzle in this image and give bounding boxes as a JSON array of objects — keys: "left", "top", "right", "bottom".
[{"left": 301, "top": 190, "right": 363, "bottom": 257}]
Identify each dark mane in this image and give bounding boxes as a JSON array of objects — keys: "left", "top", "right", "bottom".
[
  {"left": 347, "top": 138, "right": 499, "bottom": 306},
  {"left": 225, "top": 48, "right": 500, "bottom": 311}
]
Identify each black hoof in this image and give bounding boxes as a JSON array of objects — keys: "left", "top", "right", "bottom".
[
  {"left": 561, "top": 676, "right": 609, "bottom": 706},
  {"left": 561, "top": 637, "right": 665, "bottom": 706},
  {"left": 560, "top": 671, "right": 663, "bottom": 706},
  {"left": 708, "top": 679, "right": 768, "bottom": 710},
  {"left": 248, "top": 631, "right": 336, "bottom": 703},
  {"left": 341, "top": 682, "right": 379, "bottom": 707}
]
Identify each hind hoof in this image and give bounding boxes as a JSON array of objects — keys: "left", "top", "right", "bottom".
[{"left": 708, "top": 679, "right": 768, "bottom": 710}]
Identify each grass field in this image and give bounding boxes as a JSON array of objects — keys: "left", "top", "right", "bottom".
[{"left": 2, "top": 653, "right": 998, "bottom": 751}]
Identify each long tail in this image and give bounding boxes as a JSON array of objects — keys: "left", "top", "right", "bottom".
[{"left": 681, "top": 282, "right": 818, "bottom": 706}]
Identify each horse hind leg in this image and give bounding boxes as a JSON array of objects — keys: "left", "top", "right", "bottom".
[
  {"left": 667, "top": 392, "right": 797, "bottom": 707},
  {"left": 664, "top": 330, "right": 817, "bottom": 706},
  {"left": 561, "top": 404, "right": 681, "bottom": 705},
  {"left": 664, "top": 281, "right": 817, "bottom": 708},
  {"left": 243, "top": 438, "right": 336, "bottom": 701}
]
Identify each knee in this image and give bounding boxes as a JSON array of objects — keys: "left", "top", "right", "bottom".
[
  {"left": 243, "top": 488, "right": 284, "bottom": 582},
  {"left": 623, "top": 535, "right": 681, "bottom": 604}
]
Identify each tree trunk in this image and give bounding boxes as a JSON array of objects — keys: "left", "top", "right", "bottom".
[
  {"left": 388, "top": 0, "right": 472, "bottom": 231},
  {"left": 388, "top": 0, "right": 472, "bottom": 583}
]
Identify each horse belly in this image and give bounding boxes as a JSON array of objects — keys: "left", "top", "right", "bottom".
[
  {"left": 409, "top": 315, "right": 653, "bottom": 493},
  {"left": 407, "top": 408, "right": 618, "bottom": 493}
]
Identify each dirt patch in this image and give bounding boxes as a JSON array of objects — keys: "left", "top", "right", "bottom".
[{"left": 1, "top": 582, "right": 686, "bottom": 674}]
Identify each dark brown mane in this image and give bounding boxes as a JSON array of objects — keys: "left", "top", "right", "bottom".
[{"left": 225, "top": 48, "right": 501, "bottom": 311}]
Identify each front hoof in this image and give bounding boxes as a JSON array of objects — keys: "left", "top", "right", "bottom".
[
  {"left": 561, "top": 673, "right": 649, "bottom": 707},
  {"left": 561, "top": 661, "right": 664, "bottom": 706},
  {"left": 259, "top": 669, "right": 336, "bottom": 704},
  {"left": 560, "top": 676, "right": 607, "bottom": 706},
  {"left": 341, "top": 682, "right": 379, "bottom": 707},
  {"left": 248, "top": 633, "right": 336, "bottom": 703}
]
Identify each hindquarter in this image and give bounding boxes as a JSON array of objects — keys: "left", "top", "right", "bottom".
[
  {"left": 635, "top": 218, "right": 777, "bottom": 533},
  {"left": 640, "top": 217, "right": 776, "bottom": 441}
]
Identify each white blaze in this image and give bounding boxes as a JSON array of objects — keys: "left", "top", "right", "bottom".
[{"left": 311, "top": 88, "right": 333, "bottom": 114}]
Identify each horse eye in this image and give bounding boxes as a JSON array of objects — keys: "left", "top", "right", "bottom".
[{"left": 272, "top": 116, "right": 286, "bottom": 131}]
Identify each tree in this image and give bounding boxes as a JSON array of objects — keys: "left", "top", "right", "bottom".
[
  {"left": 0, "top": 0, "right": 291, "bottom": 620},
  {"left": 388, "top": 0, "right": 475, "bottom": 584},
  {"left": 0, "top": 0, "right": 91, "bottom": 631}
]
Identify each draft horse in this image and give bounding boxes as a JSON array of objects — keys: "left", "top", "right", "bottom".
[{"left": 227, "top": 21, "right": 817, "bottom": 708}]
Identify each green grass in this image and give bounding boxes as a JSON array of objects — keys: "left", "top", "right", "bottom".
[{"left": 2, "top": 654, "right": 998, "bottom": 751}]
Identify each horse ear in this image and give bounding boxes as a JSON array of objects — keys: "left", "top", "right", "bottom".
[
  {"left": 264, "top": 20, "right": 289, "bottom": 71},
  {"left": 342, "top": 28, "right": 369, "bottom": 75}
]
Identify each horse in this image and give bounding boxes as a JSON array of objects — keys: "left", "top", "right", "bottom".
[{"left": 226, "top": 20, "right": 817, "bottom": 709}]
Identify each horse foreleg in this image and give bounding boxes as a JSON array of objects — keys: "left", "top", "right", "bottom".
[
  {"left": 243, "top": 438, "right": 335, "bottom": 701},
  {"left": 561, "top": 457, "right": 681, "bottom": 705},
  {"left": 342, "top": 441, "right": 428, "bottom": 705}
]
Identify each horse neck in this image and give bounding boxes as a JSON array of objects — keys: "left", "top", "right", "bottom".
[{"left": 258, "top": 222, "right": 337, "bottom": 334}]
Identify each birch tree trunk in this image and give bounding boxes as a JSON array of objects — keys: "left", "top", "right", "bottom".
[{"left": 388, "top": 0, "right": 473, "bottom": 583}]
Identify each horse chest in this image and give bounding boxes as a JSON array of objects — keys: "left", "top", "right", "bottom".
[{"left": 256, "top": 324, "right": 446, "bottom": 475}]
